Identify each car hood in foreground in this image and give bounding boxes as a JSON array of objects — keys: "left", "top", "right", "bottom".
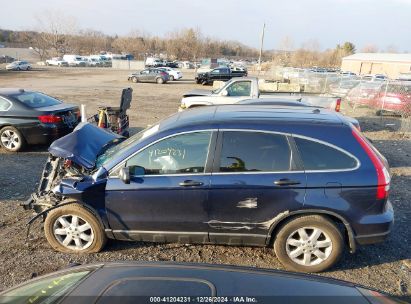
[
  {"left": 182, "top": 89, "right": 213, "bottom": 97},
  {"left": 49, "top": 123, "right": 122, "bottom": 170}
]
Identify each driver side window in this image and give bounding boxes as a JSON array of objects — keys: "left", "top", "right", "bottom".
[
  {"left": 226, "top": 81, "right": 251, "bottom": 97},
  {"left": 126, "top": 131, "right": 212, "bottom": 176}
]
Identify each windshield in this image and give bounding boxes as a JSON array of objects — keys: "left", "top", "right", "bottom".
[
  {"left": 0, "top": 270, "right": 91, "bottom": 304},
  {"left": 95, "top": 124, "right": 160, "bottom": 167},
  {"left": 10, "top": 92, "right": 62, "bottom": 108},
  {"left": 212, "top": 80, "right": 234, "bottom": 94}
]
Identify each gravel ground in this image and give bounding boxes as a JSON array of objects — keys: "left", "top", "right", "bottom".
[{"left": 0, "top": 68, "right": 410, "bottom": 301}]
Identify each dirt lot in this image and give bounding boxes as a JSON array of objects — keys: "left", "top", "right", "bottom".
[{"left": 0, "top": 67, "right": 410, "bottom": 300}]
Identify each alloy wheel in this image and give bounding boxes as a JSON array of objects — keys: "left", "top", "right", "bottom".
[
  {"left": 53, "top": 214, "right": 94, "bottom": 250},
  {"left": 285, "top": 227, "right": 333, "bottom": 266},
  {"left": 1, "top": 129, "right": 20, "bottom": 150}
]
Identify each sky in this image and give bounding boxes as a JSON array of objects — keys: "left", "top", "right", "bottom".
[{"left": 1, "top": 0, "right": 410, "bottom": 52}]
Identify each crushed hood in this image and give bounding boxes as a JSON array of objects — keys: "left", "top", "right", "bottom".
[
  {"left": 183, "top": 89, "right": 213, "bottom": 98},
  {"left": 48, "top": 123, "right": 123, "bottom": 170}
]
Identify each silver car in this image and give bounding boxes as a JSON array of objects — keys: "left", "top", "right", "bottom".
[{"left": 6, "top": 60, "right": 32, "bottom": 71}]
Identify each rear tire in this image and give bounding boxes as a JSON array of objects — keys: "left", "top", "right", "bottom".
[
  {"left": 44, "top": 203, "right": 107, "bottom": 253},
  {"left": 0, "top": 126, "right": 26, "bottom": 152},
  {"left": 157, "top": 77, "right": 164, "bottom": 84},
  {"left": 274, "top": 215, "right": 343, "bottom": 273}
]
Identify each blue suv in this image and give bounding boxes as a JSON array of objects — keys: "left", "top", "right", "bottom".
[{"left": 24, "top": 105, "right": 393, "bottom": 272}]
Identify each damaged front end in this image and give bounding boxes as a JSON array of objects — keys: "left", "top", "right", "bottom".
[{"left": 21, "top": 123, "right": 122, "bottom": 222}]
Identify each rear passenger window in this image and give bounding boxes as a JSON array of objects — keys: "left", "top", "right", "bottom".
[
  {"left": 219, "top": 131, "right": 292, "bottom": 172},
  {"left": 0, "top": 97, "right": 10, "bottom": 111},
  {"left": 294, "top": 137, "right": 357, "bottom": 170}
]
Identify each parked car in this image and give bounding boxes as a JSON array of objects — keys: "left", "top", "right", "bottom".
[
  {"left": 0, "top": 55, "right": 15, "bottom": 64},
  {"left": 372, "top": 81, "right": 411, "bottom": 116},
  {"left": 178, "top": 61, "right": 195, "bottom": 69},
  {"left": 397, "top": 73, "right": 411, "bottom": 81},
  {"left": 0, "top": 89, "right": 80, "bottom": 152},
  {"left": 5, "top": 60, "right": 31, "bottom": 71},
  {"left": 127, "top": 68, "right": 169, "bottom": 84},
  {"left": 165, "top": 60, "right": 179, "bottom": 68},
  {"left": 329, "top": 80, "right": 360, "bottom": 97},
  {"left": 0, "top": 262, "right": 403, "bottom": 303},
  {"left": 85, "top": 57, "right": 103, "bottom": 67},
  {"left": 157, "top": 67, "right": 183, "bottom": 81},
  {"left": 145, "top": 57, "right": 163, "bottom": 67},
  {"left": 340, "top": 71, "right": 357, "bottom": 77},
  {"left": 195, "top": 67, "right": 247, "bottom": 85},
  {"left": 180, "top": 77, "right": 342, "bottom": 112},
  {"left": 45, "top": 57, "right": 68, "bottom": 67},
  {"left": 346, "top": 82, "right": 383, "bottom": 107},
  {"left": 62, "top": 55, "right": 87, "bottom": 67},
  {"left": 361, "top": 74, "right": 387, "bottom": 82},
  {"left": 24, "top": 105, "right": 393, "bottom": 273}
]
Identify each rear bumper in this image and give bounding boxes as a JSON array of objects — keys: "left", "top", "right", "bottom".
[
  {"left": 354, "top": 200, "right": 394, "bottom": 245},
  {"left": 20, "top": 123, "right": 77, "bottom": 145}
]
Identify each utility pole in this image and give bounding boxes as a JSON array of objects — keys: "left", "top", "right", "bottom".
[{"left": 258, "top": 22, "right": 266, "bottom": 74}]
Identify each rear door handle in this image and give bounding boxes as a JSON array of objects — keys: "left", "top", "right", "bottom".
[
  {"left": 274, "top": 179, "right": 301, "bottom": 186},
  {"left": 179, "top": 180, "right": 204, "bottom": 187}
]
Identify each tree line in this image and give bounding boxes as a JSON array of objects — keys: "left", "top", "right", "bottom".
[
  {"left": 0, "top": 12, "right": 358, "bottom": 67},
  {"left": 0, "top": 27, "right": 261, "bottom": 61}
]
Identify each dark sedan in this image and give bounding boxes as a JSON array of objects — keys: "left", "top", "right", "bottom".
[
  {"left": 0, "top": 89, "right": 80, "bottom": 152},
  {"left": 0, "top": 262, "right": 404, "bottom": 304},
  {"left": 128, "top": 68, "right": 169, "bottom": 84}
]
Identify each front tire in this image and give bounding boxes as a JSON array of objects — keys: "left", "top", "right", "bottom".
[
  {"left": 274, "top": 215, "right": 343, "bottom": 272},
  {"left": 132, "top": 76, "right": 138, "bottom": 83},
  {"left": 0, "top": 126, "right": 25, "bottom": 152},
  {"left": 169, "top": 75, "right": 174, "bottom": 81},
  {"left": 44, "top": 203, "right": 107, "bottom": 253}
]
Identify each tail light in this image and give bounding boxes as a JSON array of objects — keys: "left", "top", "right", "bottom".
[
  {"left": 352, "top": 129, "right": 390, "bottom": 200},
  {"left": 38, "top": 115, "right": 62, "bottom": 124},
  {"left": 335, "top": 98, "right": 341, "bottom": 112}
]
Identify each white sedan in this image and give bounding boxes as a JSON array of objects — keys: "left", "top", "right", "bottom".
[
  {"left": 6, "top": 61, "right": 31, "bottom": 71},
  {"left": 158, "top": 67, "right": 182, "bottom": 81}
]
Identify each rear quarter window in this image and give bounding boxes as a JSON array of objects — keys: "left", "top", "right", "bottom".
[
  {"left": 10, "top": 92, "right": 61, "bottom": 108},
  {"left": 0, "top": 97, "right": 11, "bottom": 111},
  {"left": 294, "top": 137, "right": 358, "bottom": 171}
]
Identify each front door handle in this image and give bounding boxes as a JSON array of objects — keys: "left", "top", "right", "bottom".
[
  {"left": 274, "top": 179, "right": 301, "bottom": 186},
  {"left": 179, "top": 180, "right": 204, "bottom": 187}
]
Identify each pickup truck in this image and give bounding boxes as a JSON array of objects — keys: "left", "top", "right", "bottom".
[
  {"left": 195, "top": 67, "right": 248, "bottom": 85},
  {"left": 181, "top": 77, "right": 342, "bottom": 111},
  {"left": 45, "top": 57, "right": 68, "bottom": 67}
]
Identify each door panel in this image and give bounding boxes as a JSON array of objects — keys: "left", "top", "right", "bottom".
[
  {"left": 105, "top": 131, "right": 215, "bottom": 243},
  {"left": 208, "top": 173, "right": 306, "bottom": 245},
  {"left": 208, "top": 131, "right": 307, "bottom": 245},
  {"left": 105, "top": 174, "right": 210, "bottom": 243}
]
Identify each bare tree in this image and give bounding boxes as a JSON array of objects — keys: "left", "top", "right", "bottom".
[
  {"left": 361, "top": 44, "right": 378, "bottom": 53},
  {"left": 33, "top": 10, "right": 77, "bottom": 57}
]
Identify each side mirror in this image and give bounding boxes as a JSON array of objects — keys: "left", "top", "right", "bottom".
[
  {"left": 221, "top": 89, "right": 228, "bottom": 97},
  {"left": 131, "top": 165, "right": 145, "bottom": 176},
  {"left": 119, "top": 167, "right": 130, "bottom": 184}
]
